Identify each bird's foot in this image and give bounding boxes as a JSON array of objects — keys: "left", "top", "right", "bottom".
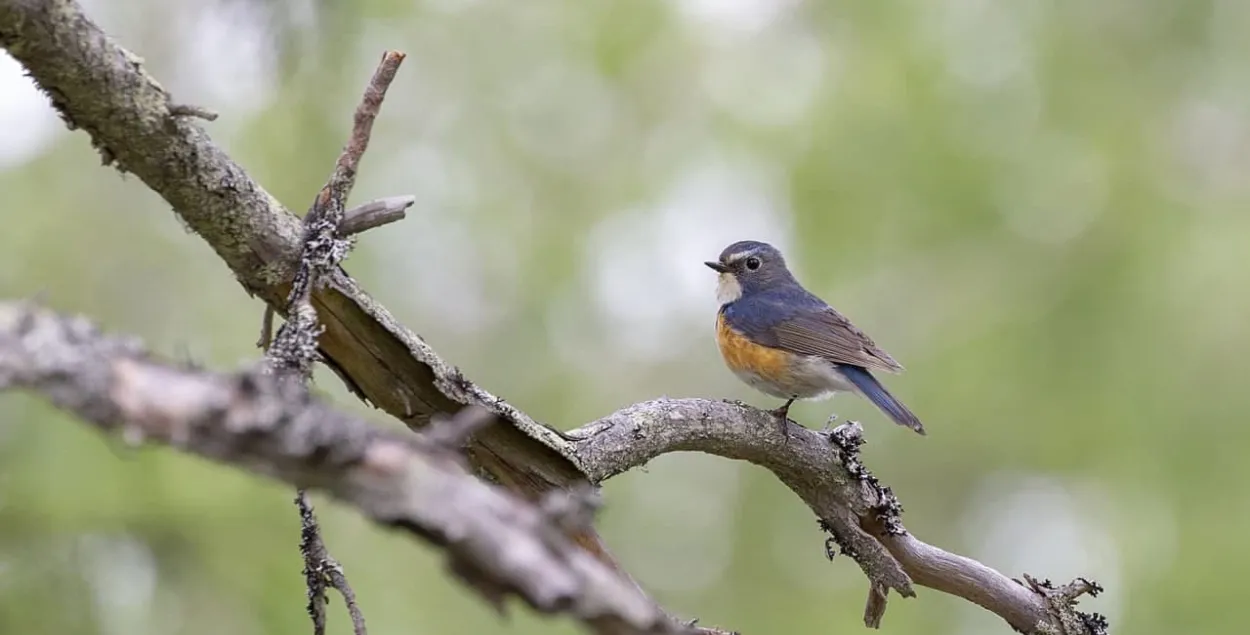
[{"left": 767, "top": 398, "right": 796, "bottom": 440}]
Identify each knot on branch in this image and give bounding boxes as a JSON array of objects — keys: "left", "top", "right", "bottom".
[
  {"left": 827, "top": 421, "right": 905, "bottom": 536},
  {"left": 1021, "top": 575, "right": 1108, "bottom": 635}
]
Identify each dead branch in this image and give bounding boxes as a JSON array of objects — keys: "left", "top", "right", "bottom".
[
  {"left": 265, "top": 50, "right": 406, "bottom": 635},
  {"left": 0, "top": 301, "right": 703, "bottom": 635},
  {"left": 341, "top": 196, "right": 416, "bottom": 236},
  {"left": 297, "top": 490, "right": 367, "bottom": 635},
  {"left": 268, "top": 49, "right": 403, "bottom": 379}
]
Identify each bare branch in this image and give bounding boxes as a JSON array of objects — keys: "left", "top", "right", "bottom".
[
  {"left": 0, "top": 301, "right": 702, "bottom": 635},
  {"left": 268, "top": 50, "right": 404, "bottom": 379},
  {"left": 562, "top": 399, "right": 1106, "bottom": 634},
  {"left": 341, "top": 196, "right": 415, "bottom": 236},
  {"left": 320, "top": 51, "right": 404, "bottom": 209},
  {"left": 324, "top": 553, "right": 368, "bottom": 635},
  {"left": 298, "top": 490, "right": 366, "bottom": 635},
  {"left": 266, "top": 50, "right": 406, "bottom": 635}
]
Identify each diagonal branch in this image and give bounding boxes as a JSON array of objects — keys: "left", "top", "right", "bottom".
[{"left": 0, "top": 301, "right": 707, "bottom": 635}]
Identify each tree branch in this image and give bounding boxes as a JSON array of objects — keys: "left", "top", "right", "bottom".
[
  {"left": 0, "top": 301, "right": 704, "bottom": 635},
  {"left": 297, "top": 489, "right": 367, "bottom": 635},
  {"left": 562, "top": 399, "right": 1107, "bottom": 634},
  {"left": 0, "top": 1, "right": 1107, "bottom": 633},
  {"left": 264, "top": 49, "right": 406, "bottom": 635}
]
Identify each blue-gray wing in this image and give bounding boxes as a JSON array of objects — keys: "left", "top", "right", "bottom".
[{"left": 771, "top": 306, "right": 905, "bottom": 374}]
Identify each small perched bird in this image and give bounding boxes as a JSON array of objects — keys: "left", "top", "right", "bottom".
[{"left": 705, "top": 240, "right": 925, "bottom": 436}]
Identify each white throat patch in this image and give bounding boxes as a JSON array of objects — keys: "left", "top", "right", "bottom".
[{"left": 715, "top": 272, "right": 743, "bottom": 305}]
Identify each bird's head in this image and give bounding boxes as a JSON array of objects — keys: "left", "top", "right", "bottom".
[{"left": 705, "top": 240, "right": 796, "bottom": 305}]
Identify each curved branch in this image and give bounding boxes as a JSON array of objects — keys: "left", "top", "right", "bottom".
[{"left": 564, "top": 399, "right": 1106, "bottom": 634}]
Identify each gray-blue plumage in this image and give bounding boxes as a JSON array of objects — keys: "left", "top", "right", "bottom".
[{"left": 708, "top": 240, "right": 925, "bottom": 435}]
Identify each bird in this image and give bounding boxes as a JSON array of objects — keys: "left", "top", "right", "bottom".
[{"left": 705, "top": 240, "right": 925, "bottom": 436}]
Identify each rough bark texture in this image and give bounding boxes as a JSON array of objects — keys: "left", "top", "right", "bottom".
[{"left": 0, "top": 302, "right": 706, "bottom": 635}]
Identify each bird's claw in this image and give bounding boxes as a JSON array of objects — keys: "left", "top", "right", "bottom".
[{"left": 768, "top": 399, "right": 795, "bottom": 441}]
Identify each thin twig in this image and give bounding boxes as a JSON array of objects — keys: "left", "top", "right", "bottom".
[
  {"left": 257, "top": 306, "right": 275, "bottom": 350},
  {"left": 298, "top": 490, "right": 368, "bottom": 635},
  {"left": 267, "top": 50, "right": 405, "bottom": 378},
  {"left": 267, "top": 50, "right": 406, "bottom": 635},
  {"left": 325, "top": 558, "right": 368, "bottom": 635},
  {"left": 298, "top": 489, "right": 332, "bottom": 635}
]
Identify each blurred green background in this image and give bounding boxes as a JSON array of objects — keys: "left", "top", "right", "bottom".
[{"left": 3, "top": 0, "right": 1247, "bottom": 633}]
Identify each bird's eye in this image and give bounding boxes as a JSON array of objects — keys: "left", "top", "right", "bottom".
[{"left": 745, "top": 257, "right": 761, "bottom": 271}]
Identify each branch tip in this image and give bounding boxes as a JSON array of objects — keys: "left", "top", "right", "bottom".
[
  {"left": 863, "top": 583, "right": 889, "bottom": 629},
  {"left": 341, "top": 195, "right": 416, "bottom": 236}
]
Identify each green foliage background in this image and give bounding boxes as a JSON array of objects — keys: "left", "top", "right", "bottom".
[{"left": 3, "top": 1, "right": 1247, "bottom": 633}]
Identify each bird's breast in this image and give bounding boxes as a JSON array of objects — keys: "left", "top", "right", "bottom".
[
  {"left": 715, "top": 311, "right": 854, "bottom": 399},
  {"left": 716, "top": 313, "right": 793, "bottom": 382}
]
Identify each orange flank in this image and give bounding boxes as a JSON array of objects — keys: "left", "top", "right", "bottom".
[{"left": 716, "top": 313, "right": 791, "bottom": 382}]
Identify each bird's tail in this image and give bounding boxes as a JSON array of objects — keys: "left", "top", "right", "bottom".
[{"left": 839, "top": 365, "right": 926, "bottom": 435}]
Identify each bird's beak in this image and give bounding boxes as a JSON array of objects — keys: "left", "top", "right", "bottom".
[{"left": 704, "top": 261, "right": 729, "bottom": 273}]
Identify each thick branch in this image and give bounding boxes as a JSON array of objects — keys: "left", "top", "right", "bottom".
[
  {"left": 0, "top": 301, "right": 699, "bottom": 635},
  {"left": 563, "top": 399, "right": 1106, "bottom": 634}
]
